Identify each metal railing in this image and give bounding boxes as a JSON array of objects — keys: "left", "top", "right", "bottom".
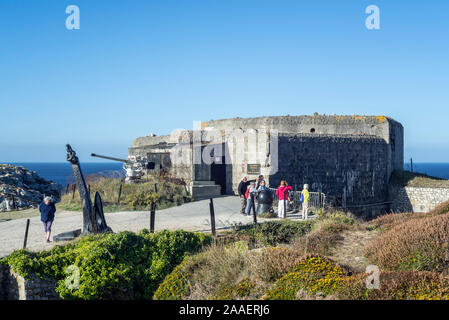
[{"left": 268, "top": 188, "right": 326, "bottom": 212}]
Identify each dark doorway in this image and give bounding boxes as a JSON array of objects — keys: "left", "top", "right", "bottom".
[{"left": 211, "top": 156, "right": 226, "bottom": 195}]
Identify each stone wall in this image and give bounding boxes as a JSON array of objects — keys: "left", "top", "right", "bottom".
[
  {"left": 0, "top": 264, "right": 58, "bottom": 300},
  {"left": 390, "top": 185, "right": 449, "bottom": 213},
  {"left": 271, "top": 134, "right": 390, "bottom": 216},
  {"left": 202, "top": 114, "right": 403, "bottom": 173}
]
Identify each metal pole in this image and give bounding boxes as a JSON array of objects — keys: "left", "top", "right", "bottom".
[
  {"left": 410, "top": 158, "right": 414, "bottom": 172},
  {"left": 23, "top": 219, "right": 30, "bottom": 249},
  {"left": 209, "top": 198, "right": 216, "bottom": 236},
  {"left": 251, "top": 193, "right": 257, "bottom": 224},
  {"left": 117, "top": 184, "right": 122, "bottom": 205},
  {"left": 319, "top": 192, "right": 322, "bottom": 209}
]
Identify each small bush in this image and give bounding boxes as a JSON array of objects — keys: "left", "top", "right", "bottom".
[
  {"left": 214, "top": 277, "right": 257, "bottom": 300},
  {"left": 258, "top": 211, "right": 278, "bottom": 219},
  {"left": 153, "top": 260, "right": 190, "bottom": 300},
  {"left": 364, "top": 212, "right": 449, "bottom": 272},
  {"left": 156, "top": 241, "right": 264, "bottom": 300},
  {"left": 302, "top": 230, "right": 344, "bottom": 256},
  {"left": 254, "top": 247, "right": 304, "bottom": 283},
  {"left": 231, "top": 220, "right": 314, "bottom": 247},
  {"left": 264, "top": 255, "right": 350, "bottom": 300}
]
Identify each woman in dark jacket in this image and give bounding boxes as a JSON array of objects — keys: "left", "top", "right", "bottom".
[{"left": 39, "top": 196, "right": 56, "bottom": 243}]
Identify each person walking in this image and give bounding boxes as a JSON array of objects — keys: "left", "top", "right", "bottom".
[
  {"left": 238, "top": 177, "right": 250, "bottom": 214},
  {"left": 39, "top": 196, "right": 56, "bottom": 243},
  {"left": 301, "top": 184, "right": 310, "bottom": 220},
  {"left": 276, "top": 180, "right": 292, "bottom": 219},
  {"left": 245, "top": 183, "right": 257, "bottom": 216}
]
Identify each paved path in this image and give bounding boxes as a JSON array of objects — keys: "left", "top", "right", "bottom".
[{"left": 0, "top": 196, "right": 312, "bottom": 258}]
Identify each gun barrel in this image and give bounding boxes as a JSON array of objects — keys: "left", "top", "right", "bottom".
[{"left": 91, "top": 153, "right": 128, "bottom": 163}]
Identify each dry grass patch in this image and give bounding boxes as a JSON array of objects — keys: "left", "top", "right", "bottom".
[
  {"left": 365, "top": 212, "right": 449, "bottom": 272},
  {"left": 390, "top": 170, "right": 449, "bottom": 188}
]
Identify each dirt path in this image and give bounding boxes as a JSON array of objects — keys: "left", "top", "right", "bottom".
[{"left": 329, "top": 229, "right": 378, "bottom": 273}]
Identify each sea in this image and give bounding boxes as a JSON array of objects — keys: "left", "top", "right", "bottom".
[
  {"left": 5, "top": 162, "right": 449, "bottom": 189},
  {"left": 9, "top": 162, "right": 125, "bottom": 188}
]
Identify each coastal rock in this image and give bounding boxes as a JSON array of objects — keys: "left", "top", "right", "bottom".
[{"left": 0, "top": 164, "right": 61, "bottom": 212}]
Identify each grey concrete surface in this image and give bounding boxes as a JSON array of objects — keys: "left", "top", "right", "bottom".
[
  {"left": 0, "top": 196, "right": 256, "bottom": 258},
  {"left": 0, "top": 196, "right": 314, "bottom": 258}
]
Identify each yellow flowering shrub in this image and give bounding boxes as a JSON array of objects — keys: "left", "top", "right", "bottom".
[
  {"left": 153, "top": 261, "right": 190, "bottom": 300},
  {"left": 214, "top": 277, "right": 256, "bottom": 300},
  {"left": 340, "top": 271, "right": 449, "bottom": 300},
  {"left": 264, "top": 255, "right": 350, "bottom": 300}
]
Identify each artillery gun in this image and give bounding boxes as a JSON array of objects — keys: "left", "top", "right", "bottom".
[{"left": 91, "top": 153, "right": 152, "bottom": 183}]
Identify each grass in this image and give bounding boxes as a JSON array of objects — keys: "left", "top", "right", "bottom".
[
  {"left": 58, "top": 175, "right": 192, "bottom": 213},
  {"left": 390, "top": 170, "right": 449, "bottom": 188},
  {"left": 364, "top": 212, "right": 449, "bottom": 272},
  {"left": 0, "top": 207, "right": 40, "bottom": 220}
]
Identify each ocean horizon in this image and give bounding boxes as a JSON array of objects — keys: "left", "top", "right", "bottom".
[
  {"left": 8, "top": 162, "right": 124, "bottom": 187},
  {"left": 3, "top": 162, "right": 449, "bottom": 189}
]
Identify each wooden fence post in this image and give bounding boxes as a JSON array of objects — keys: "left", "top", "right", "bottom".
[
  {"left": 117, "top": 184, "right": 122, "bottom": 205},
  {"left": 209, "top": 198, "right": 216, "bottom": 236},
  {"left": 251, "top": 193, "right": 257, "bottom": 224},
  {"left": 150, "top": 202, "right": 156, "bottom": 233},
  {"left": 72, "top": 184, "right": 76, "bottom": 200},
  {"left": 23, "top": 219, "right": 30, "bottom": 249}
]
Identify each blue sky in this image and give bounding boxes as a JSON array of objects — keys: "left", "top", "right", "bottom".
[{"left": 0, "top": 0, "right": 448, "bottom": 162}]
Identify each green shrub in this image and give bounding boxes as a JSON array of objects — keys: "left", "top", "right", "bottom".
[
  {"left": 231, "top": 220, "right": 314, "bottom": 247},
  {"left": 1, "top": 230, "right": 211, "bottom": 300}
]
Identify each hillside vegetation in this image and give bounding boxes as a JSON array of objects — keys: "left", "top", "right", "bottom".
[
  {"left": 154, "top": 201, "right": 449, "bottom": 300},
  {"left": 2, "top": 200, "right": 449, "bottom": 300},
  {"left": 58, "top": 176, "right": 191, "bottom": 212}
]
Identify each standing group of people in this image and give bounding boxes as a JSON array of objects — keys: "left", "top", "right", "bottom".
[
  {"left": 238, "top": 176, "right": 310, "bottom": 220},
  {"left": 238, "top": 175, "right": 268, "bottom": 216},
  {"left": 275, "top": 181, "right": 310, "bottom": 220}
]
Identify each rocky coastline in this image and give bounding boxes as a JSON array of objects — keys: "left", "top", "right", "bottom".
[{"left": 0, "top": 164, "right": 61, "bottom": 212}]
